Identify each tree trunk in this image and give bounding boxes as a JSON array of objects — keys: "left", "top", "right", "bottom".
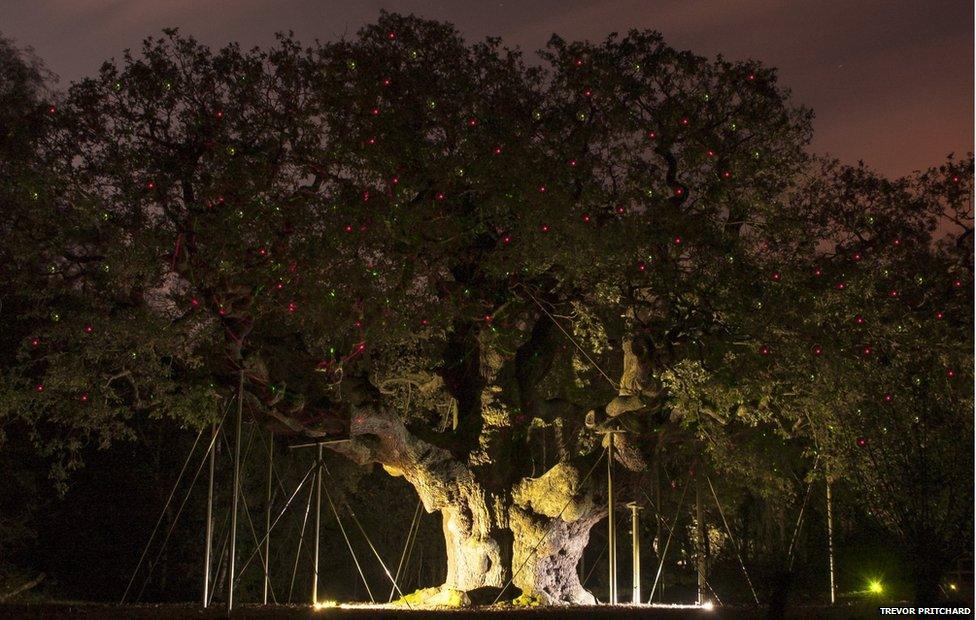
[
  {"left": 509, "top": 462, "right": 602, "bottom": 604},
  {"left": 439, "top": 485, "right": 509, "bottom": 593},
  {"left": 332, "top": 406, "right": 604, "bottom": 605},
  {"left": 508, "top": 507, "right": 598, "bottom": 604},
  {"left": 403, "top": 454, "right": 602, "bottom": 604}
]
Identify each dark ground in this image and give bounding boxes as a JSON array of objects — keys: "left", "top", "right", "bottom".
[{"left": 0, "top": 602, "right": 896, "bottom": 619}]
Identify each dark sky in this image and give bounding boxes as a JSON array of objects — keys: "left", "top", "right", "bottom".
[{"left": 2, "top": 0, "right": 972, "bottom": 178}]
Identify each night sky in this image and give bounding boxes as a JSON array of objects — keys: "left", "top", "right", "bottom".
[{"left": 1, "top": 1, "right": 972, "bottom": 178}]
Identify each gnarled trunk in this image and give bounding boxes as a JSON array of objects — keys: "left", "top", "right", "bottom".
[
  {"left": 411, "top": 456, "right": 602, "bottom": 604},
  {"left": 509, "top": 460, "right": 602, "bottom": 603},
  {"left": 438, "top": 460, "right": 603, "bottom": 605},
  {"left": 439, "top": 485, "right": 510, "bottom": 593},
  {"left": 332, "top": 405, "right": 605, "bottom": 604}
]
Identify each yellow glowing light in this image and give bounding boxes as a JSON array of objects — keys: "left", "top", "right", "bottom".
[
  {"left": 312, "top": 600, "right": 338, "bottom": 610},
  {"left": 702, "top": 600, "right": 715, "bottom": 611},
  {"left": 949, "top": 583, "right": 958, "bottom": 591},
  {"left": 868, "top": 580, "right": 884, "bottom": 594}
]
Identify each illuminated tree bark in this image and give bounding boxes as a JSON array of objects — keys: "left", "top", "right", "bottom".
[
  {"left": 323, "top": 402, "right": 606, "bottom": 604},
  {"left": 508, "top": 463, "right": 603, "bottom": 604}
]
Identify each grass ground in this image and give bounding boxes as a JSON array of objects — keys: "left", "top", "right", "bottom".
[{"left": 0, "top": 602, "right": 894, "bottom": 619}]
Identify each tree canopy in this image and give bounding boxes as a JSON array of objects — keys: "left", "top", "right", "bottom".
[{"left": 4, "top": 12, "right": 812, "bottom": 474}]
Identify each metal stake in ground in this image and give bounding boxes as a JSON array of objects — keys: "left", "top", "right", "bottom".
[
  {"left": 826, "top": 479, "right": 836, "bottom": 605},
  {"left": 203, "top": 423, "right": 217, "bottom": 607},
  {"left": 313, "top": 442, "right": 323, "bottom": 605},
  {"left": 599, "top": 428, "right": 626, "bottom": 605},
  {"left": 262, "top": 431, "right": 274, "bottom": 605},
  {"left": 227, "top": 370, "right": 244, "bottom": 613},
  {"left": 695, "top": 474, "right": 707, "bottom": 606},
  {"left": 288, "top": 438, "right": 351, "bottom": 606},
  {"left": 627, "top": 502, "right": 641, "bottom": 603}
]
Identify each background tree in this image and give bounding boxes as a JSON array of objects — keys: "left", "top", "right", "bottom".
[
  {"left": 758, "top": 156, "right": 974, "bottom": 603},
  {"left": 0, "top": 32, "right": 60, "bottom": 597}
]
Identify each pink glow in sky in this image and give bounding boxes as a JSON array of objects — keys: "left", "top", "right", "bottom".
[{"left": 2, "top": 0, "right": 971, "bottom": 177}]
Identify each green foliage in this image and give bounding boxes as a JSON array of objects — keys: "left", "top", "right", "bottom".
[
  {"left": 1, "top": 13, "right": 812, "bottom": 475},
  {"left": 761, "top": 156, "right": 974, "bottom": 597}
]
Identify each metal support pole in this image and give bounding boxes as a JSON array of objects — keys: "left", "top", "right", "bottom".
[
  {"left": 695, "top": 477, "right": 707, "bottom": 606},
  {"left": 227, "top": 370, "right": 243, "bottom": 612},
  {"left": 826, "top": 480, "right": 836, "bottom": 605},
  {"left": 285, "top": 436, "right": 349, "bottom": 606},
  {"left": 262, "top": 432, "right": 274, "bottom": 605},
  {"left": 312, "top": 443, "right": 323, "bottom": 605},
  {"left": 608, "top": 432, "right": 617, "bottom": 605},
  {"left": 628, "top": 502, "right": 641, "bottom": 603},
  {"left": 203, "top": 423, "right": 216, "bottom": 607},
  {"left": 653, "top": 450, "right": 663, "bottom": 602}
]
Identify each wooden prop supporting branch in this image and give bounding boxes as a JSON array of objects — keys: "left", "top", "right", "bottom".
[{"left": 653, "top": 451, "right": 663, "bottom": 602}]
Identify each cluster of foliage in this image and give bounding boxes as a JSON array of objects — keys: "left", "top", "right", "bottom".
[
  {"left": 771, "top": 158, "right": 974, "bottom": 600},
  {"left": 2, "top": 13, "right": 812, "bottom": 469}
]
